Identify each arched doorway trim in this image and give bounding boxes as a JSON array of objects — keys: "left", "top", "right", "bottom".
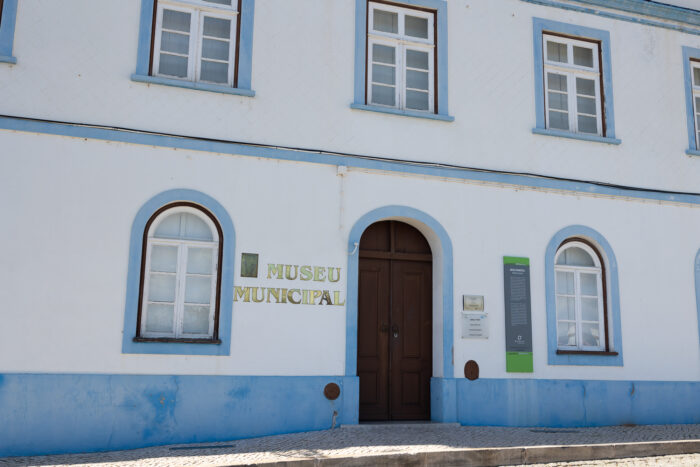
[{"left": 346, "top": 206, "right": 454, "bottom": 379}]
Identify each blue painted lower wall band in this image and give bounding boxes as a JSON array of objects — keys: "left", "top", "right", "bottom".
[
  {"left": 453, "top": 378, "right": 700, "bottom": 428},
  {"left": 0, "top": 374, "right": 359, "bottom": 457},
  {"left": 2, "top": 374, "right": 699, "bottom": 457}
]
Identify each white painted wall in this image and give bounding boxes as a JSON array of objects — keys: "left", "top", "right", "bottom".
[
  {"left": 1, "top": 130, "right": 699, "bottom": 382},
  {"left": 1, "top": 0, "right": 700, "bottom": 194}
]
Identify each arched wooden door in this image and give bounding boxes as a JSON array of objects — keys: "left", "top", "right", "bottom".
[{"left": 357, "top": 220, "right": 433, "bottom": 421}]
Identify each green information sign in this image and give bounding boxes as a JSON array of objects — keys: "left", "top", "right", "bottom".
[{"left": 503, "top": 256, "right": 533, "bottom": 373}]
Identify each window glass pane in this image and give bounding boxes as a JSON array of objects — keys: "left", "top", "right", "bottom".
[
  {"left": 372, "top": 64, "right": 395, "bottom": 85},
  {"left": 693, "top": 67, "right": 700, "bottom": 86},
  {"left": 546, "top": 41, "right": 568, "bottom": 63},
  {"left": 547, "top": 73, "right": 567, "bottom": 92},
  {"left": 373, "top": 9, "right": 398, "bottom": 33},
  {"left": 548, "top": 92, "right": 568, "bottom": 111},
  {"left": 200, "top": 60, "right": 229, "bottom": 83},
  {"left": 187, "top": 247, "right": 214, "bottom": 275},
  {"left": 580, "top": 273, "right": 598, "bottom": 296},
  {"left": 145, "top": 304, "right": 174, "bottom": 333},
  {"left": 549, "top": 111, "right": 569, "bottom": 130},
  {"left": 148, "top": 274, "right": 176, "bottom": 302},
  {"left": 405, "top": 15, "right": 428, "bottom": 39},
  {"left": 406, "top": 90, "right": 429, "bottom": 110},
  {"left": 185, "top": 275, "right": 212, "bottom": 304},
  {"left": 556, "top": 246, "right": 595, "bottom": 266},
  {"left": 160, "top": 31, "right": 189, "bottom": 55},
  {"left": 182, "top": 213, "right": 214, "bottom": 241},
  {"left": 577, "top": 96, "right": 597, "bottom": 116},
  {"left": 578, "top": 115, "right": 598, "bottom": 134},
  {"left": 371, "top": 84, "right": 395, "bottom": 106},
  {"left": 406, "top": 49, "right": 429, "bottom": 70},
  {"left": 183, "top": 305, "right": 211, "bottom": 334},
  {"left": 203, "top": 0, "right": 232, "bottom": 6},
  {"left": 159, "top": 53, "right": 188, "bottom": 78},
  {"left": 406, "top": 70, "right": 429, "bottom": 90},
  {"left": 557, "top": 322, "right": 577, "bottom": 346},
  {"left": 203, "top": 17, "right": 231, "bottom": 39},
  {"left": 154, "top": 212, "right": 214, "bottom": 241},
  {"left": 576, "top": 78, "right": 595, "bottom": 96},
  {"left": 581, "top": 323, "right": 600, "bottom": 347},
  {"left": 556, "top": 296, "right": 576, "bottom": 321},
  {"left": 695, "top": 96, "right": 700, "bottom": 110},
  {"left": 556, "top": 271, "right": 575, "bottom": 295},
  {"left": 162, "top": 9, "right": 191, "bottom": 33},
  {"left": 202, "top": 39, "right": 229, "bottom": 61},
  {"left": 373, "top": 44, "right": 395, "bottom": 64},
  {"left": 573, "top": 46, "right": 594, "bottom": 68},
  {"left": 151, "top": 245, "right": 178, "bottom": 273},
  {"left": 581, "top": 297, "right": 599, "bottom": 321}
]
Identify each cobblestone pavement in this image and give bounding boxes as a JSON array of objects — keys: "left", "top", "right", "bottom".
[
  {"left": 516, "top": 454, "right": 700, "bottom": 466},
  {"left": 1, "top": 423, "right": 699, "bottom": 466}
]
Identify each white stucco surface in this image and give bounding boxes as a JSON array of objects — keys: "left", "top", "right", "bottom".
[
  {"left": 1, "top": 130, "right": 699, "bottom": 381},
  {"left": 0, "top": 0, "right": 700, "bottom": 193}
]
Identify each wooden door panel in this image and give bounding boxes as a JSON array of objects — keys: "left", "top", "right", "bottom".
[
  {"left": 390, "top": 260, "right": 432, "bottom": 420},
  {"left": 358, "top": 221, "right": 432, "bottom": 421},
  {"left": 358, "top": 258, "right": 390, "bottom": 421}
]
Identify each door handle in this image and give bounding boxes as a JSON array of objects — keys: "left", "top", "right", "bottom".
[
  {"left": 392, "top": 324, "right": 399, "bottom": 338},
  {"left": 379, "top": 323, "right": 389, "bottom": 333}
]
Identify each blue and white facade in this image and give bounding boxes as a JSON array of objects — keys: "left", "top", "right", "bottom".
[{"left": 1, "top": 0, "right": 700, "bottom": 457}]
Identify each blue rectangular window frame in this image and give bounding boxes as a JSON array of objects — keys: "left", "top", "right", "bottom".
[
  {"left": 352, "top": 0, "right": 453, "bottom": 122},
  {"left": 131, "top": 0, "right": 255, "bottom": 97},
  {"left": 683, "top": 46, "right": 700, "bottom": 157},
  {"left": 532, "top": 18, "right": 620, "bottom": 145},
  {"left": 0, "top": 0, "right": 18, "bottom": 64}
]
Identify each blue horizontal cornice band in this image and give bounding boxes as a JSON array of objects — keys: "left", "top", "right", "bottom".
[
  {"left": 521, "top": 0, "right": 700, "bottom": 36},
  {"left": 3, "top": 115, "right": 700, "bottom": 206},
  {"left": 575, "top": 0, "right": 700, "bottom": 27}
]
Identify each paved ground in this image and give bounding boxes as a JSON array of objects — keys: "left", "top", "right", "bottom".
[{"left": 1, "top": 423, "right": 699, "bottom": 466}]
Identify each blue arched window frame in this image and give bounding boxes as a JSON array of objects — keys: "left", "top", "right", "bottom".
[
  {"left": 545, "top": 225, "right": 623, "bottom": 366},
  {"left": 122, "top": 189, "right": 235, "bottom": 355}
]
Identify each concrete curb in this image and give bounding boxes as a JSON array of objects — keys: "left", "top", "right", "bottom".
[{"left": 240, "top": 440, "right": 700, "bottom": 466}]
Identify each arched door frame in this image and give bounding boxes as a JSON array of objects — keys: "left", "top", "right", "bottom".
[{"left": 346, "top": 206, "right": 454, "bottom": 380}]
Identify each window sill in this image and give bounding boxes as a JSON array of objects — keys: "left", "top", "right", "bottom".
[
  {"left": 133, "top": 337, "right": 222, "bottom": 345},
  {"left": 532, "top": 128, "right": 621, "bottom": 145},
  {"left": 0, "top": 55, "right": 17, "bottom": 64},
  {"left": 350, "top": 103, "right": 455, "bottom": 122},
  {"left": 131, "top": 74, "right": 255, "bottom": 97},
  {"left": 556, "top": 350, "right": 618, "bottom": 356},
  {"left": 686, "top": 149, "right": 700, "bottom": 157}
]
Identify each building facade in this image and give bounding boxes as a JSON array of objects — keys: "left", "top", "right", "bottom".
[{"left": 1, "top": 0, "right": 700, "bottom": 457}]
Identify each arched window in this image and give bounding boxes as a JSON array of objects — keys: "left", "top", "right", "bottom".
[
  {"left": 554, "top": 238, "right": 608, "bottom": 351},
  {"left": 136, "top": 203, "right": 222, "bottom": 342}
]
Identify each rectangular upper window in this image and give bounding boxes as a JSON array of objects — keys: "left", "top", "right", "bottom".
[
  {"left": 367, "top": 2, "right": 435, "bottom": 113},
  {"left": 683, "top": 47, "right": 700, "bottom": 156},
  {"left": 132, "top": 0, "right": 255, "bottom": 97},
  {"left": 153, "top": 0, "right": 238, "bottom": 86},
  {"left": 532, "top": 18, "right": 618, "bottom": 144},
  {"left": 691, "top": 60, "right": 700, "bottom": 149},
  {"left": 0, "top": 0, "right": 18, "bottom": 64},
  {"left": 352, "top": 0, "right": 452, "bottom": 122},
  {"left": 543, "top": 34, "right": 602, "bottom": 136}
]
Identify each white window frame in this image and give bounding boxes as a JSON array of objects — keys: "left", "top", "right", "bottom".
[
  {"left": 153, "top": 0, "right": 238, "bottom": 86},
  {"left": 140, "top": 206, "right": 220, "bottom": 340},
  {"left": 543, "top": 34, "right": 603, "bottom": 136},
  {"left": 692, "top": 61, "right": 700, "bottom": 149},
  {"left": 367, "top": 2, "right": 435, "bottom": 112},
  {"left": 554, "top": 241, "right": 606, "bottom": 352}
]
